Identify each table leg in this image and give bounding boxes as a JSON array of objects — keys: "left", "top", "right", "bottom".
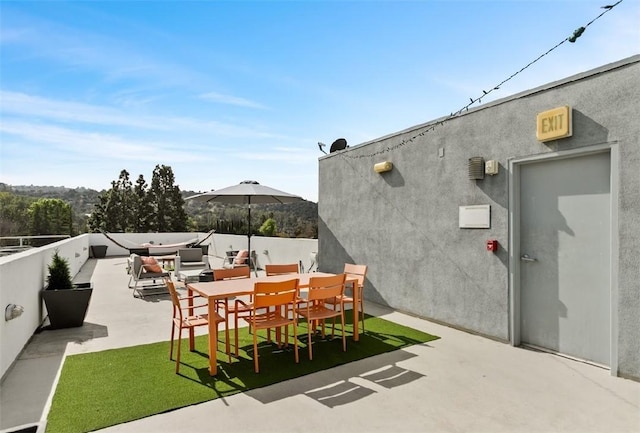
[{"left": 208, "top": 299, "right": 218, "bottom": 376}]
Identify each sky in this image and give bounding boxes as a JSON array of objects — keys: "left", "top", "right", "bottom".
[{"left": 1, "top": 1, "right": 638, "bottom": 203}]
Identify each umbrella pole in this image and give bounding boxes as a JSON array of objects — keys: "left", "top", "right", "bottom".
[
  {"left": 247, "top": 200, "right": 257, "bottom": 276},
  {"left": 247, "top": 202, "right": 251, "bottom": 257}
]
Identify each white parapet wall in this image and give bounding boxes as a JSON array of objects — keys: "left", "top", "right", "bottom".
[{"left": 0, "top": 234, "right": 91, "bottom": 381}]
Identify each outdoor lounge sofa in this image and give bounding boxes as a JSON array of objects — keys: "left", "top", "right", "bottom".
[{"left": 174, "top": 248, "right": 210, "bottom": 282}]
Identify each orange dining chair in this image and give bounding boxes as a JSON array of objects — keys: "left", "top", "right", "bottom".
[
  {"left": 325, "top": 263, "right": 368, "bottom": 334},
  {"left": 296, "top": 273, "right": 347, "bottom": 360},
  {"left": 264, "top": 263, "right": 299, "bottom": 276},
  {"left": 212, "top": 266, "right": 252, "bottom": 357},
  {"left": 237, "top": 278, "right": 300, "bottom": 373},
  {"left": 166, "top": 279, "right": 225, "bottom": 374},
  {"left": 265, "top": 263, "right": 306, "bottom": 306}
]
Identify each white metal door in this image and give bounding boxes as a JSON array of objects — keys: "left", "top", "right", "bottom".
[{"left": 519, "top": 151, "right": 610, "bottom": 366}]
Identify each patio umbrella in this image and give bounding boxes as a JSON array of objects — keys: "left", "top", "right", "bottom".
[{"left": 185, "top": 180, "right": 305, "bottom": 259}]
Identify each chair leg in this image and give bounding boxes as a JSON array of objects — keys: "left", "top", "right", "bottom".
[
  {"left": 330, "top": 301, "right": 344, "bottom": 336},
  {"left": 170, "top": 322, "right": 176, "bottom": 360},
  {"left": 253, "top": 325, "right": 260, "bottom": 373},
  {"left": 360, "top": 298, "right": 365, "bottom": 333},
  {"left": 293, "top": 321, "right": 299, "bottom": 364},
  {"left": 234, "top": 312, "right": 240, "bottom": 357},
  {"left": 341, "top": 310, "right": 347, "bottom": 352},
  {"left": 307, "top": 318, "right": 313, "bottom": 360},
  {"left": 330, "top": 316, "right": 336, "bottom": 339},
  {"left": 176, "top": 326, "right": 183, "bottom": 374},
  {"left": 284, "top": 323, "right": 289, "bottom": 348},
  {"left": 216, "top": 321, "right": 228, "bottom": 362}
]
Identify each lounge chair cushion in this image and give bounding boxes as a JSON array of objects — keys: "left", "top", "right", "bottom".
[
  {"left": 234, "top": 250, "right": 249, "bottom": 265},
  {"left": 141, "top": 256, "right": 163, "bottom": 273},
  {"left": 178, "top": 248, "right": 205, "bottom": 263}
]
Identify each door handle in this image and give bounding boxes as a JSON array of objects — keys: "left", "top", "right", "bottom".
[{"left": 520, "top": 254, "right": 537, "bottom": 262}]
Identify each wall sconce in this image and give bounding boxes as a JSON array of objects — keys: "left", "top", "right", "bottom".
[
  {"left": 374, "top": 161, "right": 393, "bottom": 173},
  {"left": 5, "top": 304, "right": 24, "bottom": 321},
  {"left": 468, "top": 157, "right": 485, "bottom": 180},
  {"left": 485, "top": 160, "right": 499, "bottom": 175}
]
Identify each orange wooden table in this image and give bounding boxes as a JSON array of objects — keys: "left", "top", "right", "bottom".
[{"left": 186, "top": 272, "right": 360, "bottom": 376}]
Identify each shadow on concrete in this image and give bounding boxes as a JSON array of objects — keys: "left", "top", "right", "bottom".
[
  {"left": 245, "top": 347, "right": 428, "bottom": 406},
  {"left": 0, "top": 322, "right": 108, "bottom": 431},
  {"left": 73, "top": 258, "right": 98, "bottom": 283}
]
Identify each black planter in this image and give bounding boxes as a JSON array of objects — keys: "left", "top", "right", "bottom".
[
  {"left": 42, "top": 284, "right": 93, "bottom": 329},
  {"left": 90, "top": 245, "right": 108, "bottom": 258}
]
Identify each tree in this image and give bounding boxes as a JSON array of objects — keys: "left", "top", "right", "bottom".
[
  {"left": 28, "top": 198, "right": 73, "bottom": 236},
  {"left": 88, "top": 170, "right": 134, "bottom": 232},
  {"left": 148, "top": 165, "right": 187, "bottom": 232},
  {"left": 0, "top": 192, "right": 33, "bottom": 236},
  {"left": 259, "top": 218, "right": 277, "bottom": 237},
  {"left": 90, "top": 167, "right": 189, "bottom": 233},
  {"left": 46, "top": 249, "right": 73, "bottom": 290},
  {"left": 131, "top": 175, "right": 153, "bottom": 232}
]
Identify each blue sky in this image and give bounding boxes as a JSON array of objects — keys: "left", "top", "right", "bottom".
[{"left": 1, "top": 1, "right": 638, "bottom": 202}]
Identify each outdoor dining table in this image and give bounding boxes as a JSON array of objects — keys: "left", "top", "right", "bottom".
[{"left": 186, "top": 272, "right": 360, "bottom": 376}]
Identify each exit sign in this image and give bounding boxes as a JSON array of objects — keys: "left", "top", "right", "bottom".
[{"left": 536, "top": 106, "right": 572, "bottom": 142}]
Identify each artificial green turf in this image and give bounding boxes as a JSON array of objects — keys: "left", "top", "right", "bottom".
[{"left": 46, "top": 312, "right": 438, "bottom": 432}]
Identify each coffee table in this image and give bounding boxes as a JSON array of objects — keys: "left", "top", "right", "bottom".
[{"left": 176, "top": 269, "right": 203, "bottom": 283}]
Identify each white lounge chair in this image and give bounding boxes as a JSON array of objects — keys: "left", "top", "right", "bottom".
[
  {"left": 127, "top": 254, "right": 170, "bottom": 298},
  {"left": 174, "top": 248, "right": 210, "bottom": 282}
]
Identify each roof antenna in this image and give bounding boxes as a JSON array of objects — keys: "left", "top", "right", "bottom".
[{"left": 317, "top": 142, "right": 327, "bottom": 154}]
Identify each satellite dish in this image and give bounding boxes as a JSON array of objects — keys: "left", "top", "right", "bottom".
[{"left": 330, "top": 138, "right": 348, "bottom": 153}]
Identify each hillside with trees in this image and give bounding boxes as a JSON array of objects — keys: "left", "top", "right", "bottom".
[{"left": 0, "top": 168, "right": 318, "bottom": 243}]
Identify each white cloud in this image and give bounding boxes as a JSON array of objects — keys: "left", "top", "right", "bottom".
[
  {"left": 0, "top": 91, "right": 163, "bottom": 129},
  {"left": 0, "top": 120, "right": 206, "bottom": 163},
  {"left": 199, "top": 92, "right": 268, "bottom": 109},
  {"left": 0, "top": 91, "right": 288, "bottom": 140},
  {"left": 233, "top": 146, "right": 318, "bottom": 163}
]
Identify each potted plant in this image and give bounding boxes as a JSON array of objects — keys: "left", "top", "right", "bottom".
[
  {"left": 41, "top": 249, "right": 93, "bottom": 329},
  {"left": 90, "top": 244, "right": 108, "bottom": 258}
]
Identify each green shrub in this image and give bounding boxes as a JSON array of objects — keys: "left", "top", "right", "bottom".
[{"left": 47, "top": 249, "right": 73, "bottom": 290}]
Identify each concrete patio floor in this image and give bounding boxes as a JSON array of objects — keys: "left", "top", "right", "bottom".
[{"left": 1, "top": 257, "right": 638, "bottom": 433}]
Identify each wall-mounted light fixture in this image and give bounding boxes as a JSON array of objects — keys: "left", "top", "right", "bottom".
[
  {"left": 5, "top": 304, "right": 24, "bottom": 321},
  {"left": 374, "top": 161, "right": 393, "bottom": 173},
  {"left": 485, "top": 160, "right": 499, "bottom": 176},
  {"left": 468, "top": 157, "right": 485, "bottom": 180}
]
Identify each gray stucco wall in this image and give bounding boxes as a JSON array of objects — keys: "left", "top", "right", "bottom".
[{"left": 318, "top": 55, "right": 639, "bottom": 379}]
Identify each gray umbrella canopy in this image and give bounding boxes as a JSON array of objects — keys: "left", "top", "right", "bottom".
[
  {"left": 185, "top": 180, "right": 305, "bottom": 256},
  {"left": 186, "top": 180, "right": 304, "bottom": 205}
]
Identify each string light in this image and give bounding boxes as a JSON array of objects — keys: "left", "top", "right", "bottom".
[{"left": 337, "top": 0, "right": 624, "bottom": 160}]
